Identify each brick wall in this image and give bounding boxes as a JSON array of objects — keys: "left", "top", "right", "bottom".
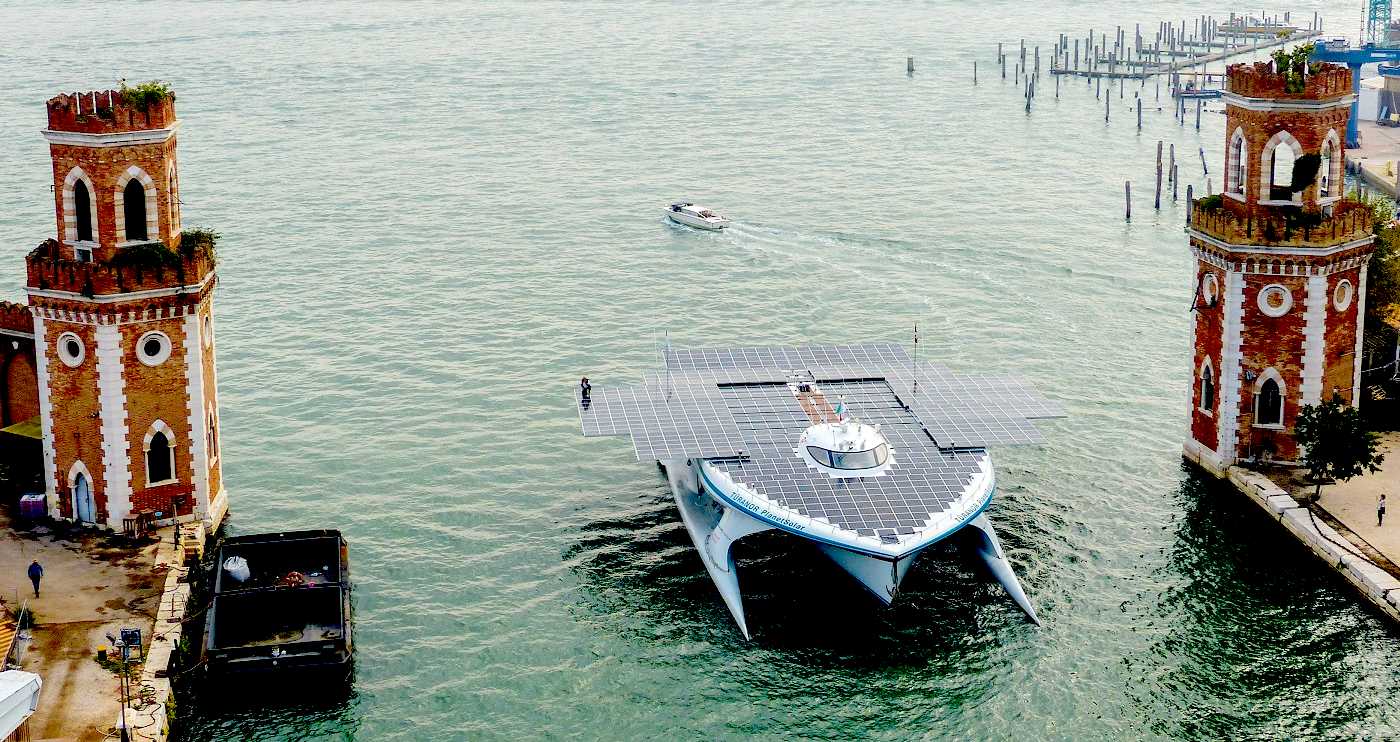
[
  {"left": 42, "top": 320, "right": 106, "bottom": 521},
  {"left": 1190, "top": 264, "right": 1226, "bottom": 451},
  {"left": 48, "top": 138, "right": 179, "bottom": 260}
]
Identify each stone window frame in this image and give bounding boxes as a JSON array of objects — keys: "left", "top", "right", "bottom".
[
  {"left": 166, "top": 160, "right": 181, "bottom": 234},
  {"left": 56, "top": 331, "right": 85, "bottom": 368},
  {"left": 66, "top": 459, "right": 96, "bottom": 524},
  {"left": 1257, "top": 283, "right": 1293, "bottom": 317},
  {"left": 62, "top": 166, "right": 100, "bottom": 256},
  {"left": 1252, "top": 368, "right": 1286, "bottom": 430},
  {"left": 1258, "top": 130, "right": 1304, "bottom": 206},
  {"left": 113, "top": 165, "right": 158, "bottom": 246},
  {"left": 1318, "top": 129, "right": 1342, "bottom": 204},
  {"left": 1200, "top": 271, "right": 1219, "bottom": 307},
  {"left": 206, "top": 404, "right": 220, "bottom": 466},
  {"left": 136, "top": 330, "right": 173, "bottom": 367},
  {"left": 1198, "top": 357, "right": 1216, "bottom": 417},
  {"left": 142, "top": 419, "right": 179, "bottom": 488},
  {"left": 1226, "top": 127, "right": 1248, "bottom": 201},
  {"left": 201, "top": 311, "right": 214, "bottom": 349},
  {"left": 1334, "top": 278, "right": 1354, "bottom": 311}
]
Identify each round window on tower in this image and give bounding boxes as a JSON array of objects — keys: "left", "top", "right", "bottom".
[
  {"left": 56, "top": 332, "right": 84, "bottom": 367},
  {"left": 1257, "top": 284, "right": 1293, "bottom": 317},
  {"left": 137, "top": 331, "right": 172, "bottom": 367},
  {"left": 201, "top": 313, "right": 213, "bottom": 348},
  {"left": 1200, "top": 272, "right": 1219, "bottom": 306},
  {"left": 1334, "top": 279, "right": 1354, "bottom": 311}
]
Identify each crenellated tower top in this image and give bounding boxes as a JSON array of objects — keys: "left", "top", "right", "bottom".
[
  {"left": 1213, "top": 57, "right": 1354, "bottom": 218},
  {"left": 41, "top": 83, "right": 184, "bottom": 265},
  {"left": 45, "top": 89, "right": 178, "bottom": 135}
]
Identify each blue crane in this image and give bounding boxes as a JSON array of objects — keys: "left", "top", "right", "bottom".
[{"left": 1367, "top": 0, "right": 1394, "bottom": 45}]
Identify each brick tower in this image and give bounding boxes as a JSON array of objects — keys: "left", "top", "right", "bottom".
[
  {"left": 1184, "top": 61, "right": 1375, "bottom": 475},
  {"left": 25, "top": 87, "right": 227, "bottom": 530}
]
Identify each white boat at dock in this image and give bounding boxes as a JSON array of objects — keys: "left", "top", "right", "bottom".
[
  {"left": 575, "top": 341, "right": 1063, "bottom": 639},
  {"left": 665, "top": 202, "right": 729, "bottom": 230}
]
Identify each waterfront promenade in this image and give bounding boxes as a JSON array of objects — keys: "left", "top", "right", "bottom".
[
  {"left": 1315, "top": 432, "right": 1400, "bottom": 576},
  {"left": 0, "top": 509, "right": 164, "bottom": 741}
]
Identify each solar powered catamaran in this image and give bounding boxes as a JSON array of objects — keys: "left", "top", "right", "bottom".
[{"left": 575, "top": 341, "right": 1063, "bottom": 638}]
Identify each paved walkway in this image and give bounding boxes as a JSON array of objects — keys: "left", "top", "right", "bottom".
[
  {"left": 1315, "top": 432, "right": 1400, "bottom": 573},
  {"left": 0, "top": 507, "right": 164, "bottom": 742}
]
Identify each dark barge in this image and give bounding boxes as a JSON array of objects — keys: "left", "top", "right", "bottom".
[{"left": 203, "top": 530, "right": 353, "bottom": 681}]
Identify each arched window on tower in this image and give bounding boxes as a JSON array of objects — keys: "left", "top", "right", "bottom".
[
  {"left": 1268, "top": 140, "right": 1299, "bottom": 202},
  {"left": 1231, "top": 133, "right": 1247, "bottom": 195},
  {"left": 124, "top": 178, "right": 148, "bottom": 241},
  {"left": 1256, "top": 378, "right": 1283, "bottom": 426},
  {"left": 207, "top": 411, "right": 219, "bottom": 461},
  {"left": 74, "top": 180, "right": 93, "bottom": 243},
  {"left": 1200, "top": 364, "right": 1215, "bottom": 413},
  {"left": 146, "top": 429, "right": 174, "bottom": 484},
  {"left": 1320, "top": 142, "right": 1333, "bottom": 198}
]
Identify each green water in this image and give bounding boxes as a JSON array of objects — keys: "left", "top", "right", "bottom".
[{"left": 2, "top": 1, "right": 1397, "bottom": 739}]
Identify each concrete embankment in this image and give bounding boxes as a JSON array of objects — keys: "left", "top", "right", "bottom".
[{"left": 1185, "top": 447, "right": 1400, "bottom": 624}]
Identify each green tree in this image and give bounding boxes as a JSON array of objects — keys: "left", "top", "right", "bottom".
[{"left": 1294, "top": 393, "right": 1386, "bottom": 502}]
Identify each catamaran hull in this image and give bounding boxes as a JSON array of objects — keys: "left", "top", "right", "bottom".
[{"left": 664, "top": 459, "right": 1041, "bottom": 638}]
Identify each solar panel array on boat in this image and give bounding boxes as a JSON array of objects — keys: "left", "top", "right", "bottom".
[{"left": 576, "top": 342, "right": 1064, "bottom": 537}]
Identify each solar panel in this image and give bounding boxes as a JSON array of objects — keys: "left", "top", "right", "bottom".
[{"left": 578, "top": 341, "right": 1063, "bottom": 455}]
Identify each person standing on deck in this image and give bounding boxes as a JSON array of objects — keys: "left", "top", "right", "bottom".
[
  {"left": 27, "top": 560, "right": 42, "bottom": 598},
  {"left": 1380, "top": 493, "right": 1388, "bottom": 528}
]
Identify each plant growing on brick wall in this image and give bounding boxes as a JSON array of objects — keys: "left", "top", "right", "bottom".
[
  {"left": 1295, "top": 392, "right": 1385, "bottom": 503},
  {"left": 119, "top": 80, "right": 174, "bottom": 110},
  {"left": 108, "top": 240, "right": 180, "bottom": 270},
  {"left": 1196, "top": 194, "right": 1224, "bottom": 212},
  {"left": 1271, "top": 44, "right": 1316, "bottom": 94},
  {"left": 179, "top": 228, "right": 219, "bottom": 267}
]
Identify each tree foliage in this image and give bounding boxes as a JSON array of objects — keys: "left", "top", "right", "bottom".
[{"left": 1294, "top": 393, "right": 1385, "bottom": 501}]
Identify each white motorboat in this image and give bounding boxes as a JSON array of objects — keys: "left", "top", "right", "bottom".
[
  {"left": 665, "top": 202, "right": 729, "bottom": 230},
  {"left": 576, "top": 341, "right": 1064, "bottom": 639}
]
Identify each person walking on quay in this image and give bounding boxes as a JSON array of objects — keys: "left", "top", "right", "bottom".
[
  {"left": 1380, "top": 493, "right": 1388, "bottom": 528},
  {"left": 27, "top": 559, "right": 42, "bottom": 598}
]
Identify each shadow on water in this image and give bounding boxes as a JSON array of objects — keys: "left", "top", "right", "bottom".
[
  {"left": 561, "top": 468, "right": 1034, "bottom": 670},
  {"left": 175, "top": 681, "right": 359, "bottom": 741},
  {"left": 1126, "top": 464, "right": 1400, "bottom": 740}
]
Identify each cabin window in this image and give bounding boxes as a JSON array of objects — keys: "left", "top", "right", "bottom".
[
  {"left": 1256, "top": 378, "right": 1283, "bottom": 426},
  {"left": 124, "top": 178, "right": 148, "bottom": 241},
  {"left": 807, "top": 443, "right": 889, "bottom": 470},
  {"left": 75, "top": 180, "right": 93, "bottom": 242},
  {"left": 147, "top": 430, "right": 174, "bottom": 484}
]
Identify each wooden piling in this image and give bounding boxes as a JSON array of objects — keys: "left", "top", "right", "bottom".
[
  {"left": 1199, "top": 147, "right": 1208, "bottom": 175},
  {"left": 1126, "top": 181, "right": 1132, "bottom": 221},
  {"left": 1187, "top": 184, "right": 1194, "bottom": 223},
  {"left": 974, "top": 61, "right": 977, "bottom": 84},
  {"left": 1106, "top": 94, "right": 1110, "bottom": 122},
  {"left": 1137, "top": 99, "right": 1142, "bottom": 130},
  {"left": 1173, "top": 164, "right": 1179, "bottom": 202},
  {"left": 1155, "top": 141, "right": 1163, "bottom": 209},
  {"left": 1169, "top": 143, "right": 1175, "bottom": 183},
  {"left": 1195, "top": 99, "right": 1201, "bottom": 130},
  {"left": 908, "top": 57, "right": 914, "bottom": 74}
]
